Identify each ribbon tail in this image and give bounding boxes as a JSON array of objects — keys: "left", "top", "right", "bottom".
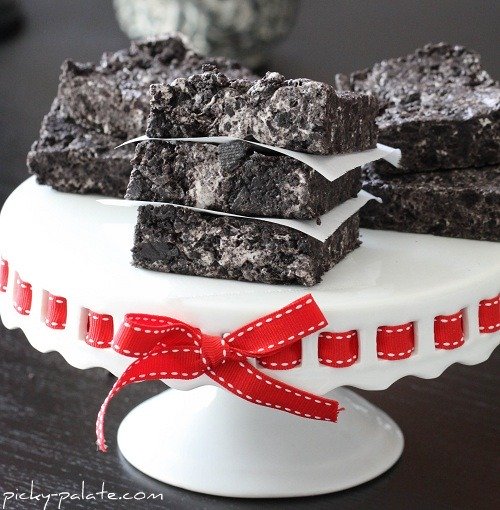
[
  {"left": 207, "top": 358, "right": 343, "bottom": 422},
  {"left": 96, "top": 350, "right": 202, "bottom": 452}
]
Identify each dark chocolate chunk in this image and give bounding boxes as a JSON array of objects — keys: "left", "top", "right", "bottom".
[
  {"left": 336, "top": 43, "right": 500, "bottom": 173},
  {"left": 126, "top": 140, "right": 362, "bottom": 219},
  {"left": 27, "top": 100, "right": 134, "bottom": 197},
  {"left": 360, "top": 161, "right": 500, "bottom": 241},
  {"left": 132, "top": 205, "right": 360, "bottom": 286},
  {"left": 57, "top": 33, "right": 256, "bottom": 138},
  {"left": 146, "top": 71, "right": 378, "bottom": 155},
  {"left": 218, "top": 140, "right": 253, "bottom": 171}
]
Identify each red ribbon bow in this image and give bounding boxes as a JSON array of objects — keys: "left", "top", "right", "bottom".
[{"left": 96, "top": 294, "right": 342, "bottom": 452}]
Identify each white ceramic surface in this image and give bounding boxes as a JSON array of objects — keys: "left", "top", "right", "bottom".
[
  {"left": 117, "top": 386, "right": 404, "bottom": 498},
  {"left": 0, "top": 178, "right": 498, "bottom": 393},
  {"left": 0, "top": 178, "right": 498, "bottom": 497}
]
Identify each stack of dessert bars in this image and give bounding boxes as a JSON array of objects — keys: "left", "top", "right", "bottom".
[
  {"left": 27, "top": 33, "right": 385, "bottom": 287},
  {"left": 337, "top": 43, "right": 500, "bottom": 242},
  {"left": 127, "top": 70, "right": 379, "bottom": 286}
]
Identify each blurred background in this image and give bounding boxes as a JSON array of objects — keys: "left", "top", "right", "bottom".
[{"left": 0, "top": 0, "right": 499, "bottom": 206}]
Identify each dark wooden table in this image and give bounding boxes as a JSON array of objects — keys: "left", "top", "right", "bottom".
[{"left": 1, "top": 2, "right": 498, "bottom": 508}]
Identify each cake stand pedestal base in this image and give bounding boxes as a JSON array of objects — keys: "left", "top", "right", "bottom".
[{"left": 117, "top": 386, "right": 404, "bottom": 498}]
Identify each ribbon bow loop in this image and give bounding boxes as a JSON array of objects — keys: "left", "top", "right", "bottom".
[
  {"left": 222, "top": 294, "right": 328, "bottom": 359},
  {"left": 112, "top": 315, "right": 202, "bottom": 357},
  {"left": 96, "top": 294, "right": 343, "bottom": 452}
]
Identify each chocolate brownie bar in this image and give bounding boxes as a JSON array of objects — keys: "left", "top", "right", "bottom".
[
  {"left": 361, "top": 161, "right": 500, "bottom": 241},
  {"left": 147, "top": 71, "right": 378, "bottom": 155},
  {"left": 27, "top": 100, "right": 134, "bottom": 197},
  {"left": 132, "top": 205, "right": 360, "bottom": 286},
  {"left": 58, "top": 33, "right": 255, "bottom": 138},
  {"left": 336, "top": 43, "right": 500, "bottom": 173},
  {"left": 126, "top": 140, "right": 362, "bottom": 219}
]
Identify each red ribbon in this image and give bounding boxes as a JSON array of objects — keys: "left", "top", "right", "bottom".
[
  {"left": 434, "top": 310, "right": 464, "bottom": 349},
  {"left": 0, "top": 258, "right": 8, "bottom": 292},
  {"left": 479, "top": 296, "right": 500, "bottom": 333},
  {"left": 377, "top": 322, "right": 415, "bottom": 360},
  {"left": 96, "top": 294, "right": 342, "bottom": 452},
  {"left": 319, "top": 330, "right": 359, "bottom": 367},
  {"left": 13, "top": 273, "right": 32, "bottom": 316},
  {"left": 45, "top": 294, "right": 67, "bottom": 330},
  {"left": 2, "top": 259, "right": 497, "bottom": 451},
  {"left": 86, "top": 311, "right": 114, "bottom": 348}
]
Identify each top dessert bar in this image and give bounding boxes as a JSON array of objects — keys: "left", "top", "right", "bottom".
[
  {"left": 336, "top": 43, "right": 500, "bottom": 173},
  {"left": 57, "top": 33, "right": 256, "bottom": 138},
  {"left": 146, "top": 71, "right": 379, "bottom": 155}
]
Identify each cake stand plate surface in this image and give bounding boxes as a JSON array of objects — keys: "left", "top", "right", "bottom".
[{"left": 0, "top": 178, "right": 498, "bottom": 498}]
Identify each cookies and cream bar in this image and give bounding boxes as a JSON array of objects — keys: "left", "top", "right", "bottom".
[
  {"left": 126, "top": 140, "right": 362, "bottom": 219},
  {"left": 146, "top": 71, "right": 379, "bottom": 155},
  {"left": 57, "top": 33, "right": 256, "bottom": 138},
  {"left": 361, "top": 161, "right": 500, "bottom": 241},
  {"left": 132, "top": 204, "right": 361, "bottom": 286},
  {"left": 336, "top": 43, "right": 500, "bottom": 174},
  {"left": 27, "top": 100, "right": 134, "bottom": 197}
]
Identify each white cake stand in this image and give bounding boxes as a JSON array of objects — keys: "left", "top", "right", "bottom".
[{"left": 1, "top": 178, "right": 499, "bottom": 498}]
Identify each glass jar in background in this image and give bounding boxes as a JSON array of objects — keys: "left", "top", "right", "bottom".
[{"left": 113, "top": 0, "right": 301, "bottom": 68}]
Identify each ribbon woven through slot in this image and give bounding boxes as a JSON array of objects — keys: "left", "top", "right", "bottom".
[
  {"left": 377, "top": 322, "right": 415, "bottom": 360},
  {"left": 96, "top": 294, "right": 343, "bottom": 452},
  {"left": 257, "top": 341, "right": 302, "bottom": 369},
  {"left": 434, "top": 310, "right": 464, "bottom": 349},
  {"left": 479, "top": 296, "right": 500, "bottom": 333},
  {"left": 13, "top": 274, "right": 32, "bottom": 316},
  {"left": 86, "top": 312, "right": 114, "bottom": 348},
  {"left": 45, "top": 294, "right": 67, "bottom": 330},
  {"left": 0, "top": 258, "right": 8, "bottom": 292},
  {"left": 318, "top": 330, "right": 359, "bottom": 367}
]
